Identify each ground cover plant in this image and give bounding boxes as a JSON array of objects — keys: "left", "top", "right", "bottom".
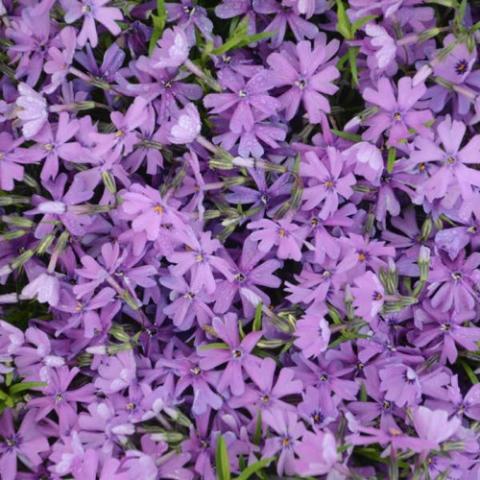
[{"left": 1, "top": 0, "right": 480, "bottom": 478}]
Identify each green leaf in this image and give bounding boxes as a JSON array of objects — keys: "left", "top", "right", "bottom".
[
  {"left": 336, "top": 0, "right": 353, "bottom": 40},
  {"left": 331, "top": 129, "right": 362, "bottom": 142},
  {"left": 148, "top": 0, "right": 167, "bottom": 55},
  {"left": 236, "top": 31, "right": 274, "bottom": 48},
  {"left": 328, "top": 305, "right": 342, "bottom": 325},
  {"left": 199, "top": 342, "right": 230, "bottom": 351},
  {"left": 426, "top": 0, "right": 455, "bottom": 5},
  {"left": 212, "top": 17, "right": 273, "bottom": 56},
  {"left": 348, "top": 47, "right": 359, "bottom": 85},
  {"left": 455, "top": 0, "right": 467, "bottom": 29},
  {"left": 9, "top": 381, "right": 46, "bottom": 395},
  {"left": 351, "top": 15, "right": 377, "bottom": 35},
  {"left": 460, "top": 360, "right": 479, "bottom": 384},
  {"left": 387, "top": 148, "right": 396, "bottom": 174},
  {"left": 235, "top": 457, "right": 274, "bottom": 480},
  {"left": 216, "top": 435, "right": 231, "bottom": 480},
  {"left": 253, "top": 411, "right": 263, "bottom": 445},
  {"left": 253, "top": 303, "right": 263, "bottom": 331}
]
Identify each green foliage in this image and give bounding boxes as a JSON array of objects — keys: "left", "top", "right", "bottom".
[
  {"left": 216, "top": 435, "right": 231, "bottom": 480},
  {"left": 0, "top": 374, "right": 45, "bottom": 413},
  {"left": 211, "top": 17, "right": 273, "bottom": 56},
  {"left": 149, "top": 0, "right": 167, "bottom": 55}
]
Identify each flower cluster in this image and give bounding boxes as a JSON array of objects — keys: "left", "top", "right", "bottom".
[{"left": 1, "top": 0, "right": 480, "bottom": 479}]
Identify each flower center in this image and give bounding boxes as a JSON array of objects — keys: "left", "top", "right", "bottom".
[
  {"left": 358, "top": 251, "right": 367, "bottom": 262},
  {"left": 278, "top": 228, "right": 286, "bottom": 237},
  {"left": 238, "top": 90, "right": 247, "bottom": 98},
  {"left": 455, "top": 59, "right": 468, "bottom": 75},
  {"left": 393, "top": 112, "right": 402, "bottom": 121},
  {"left": 232, "top": 349, "right": 243, "bottom": 359},
  {"left": 234, "top": 272, "right": 246, "bottom": 283},
  {"left": 190, "top": 366, "right": 201, "bottom": 376},
  {"left": 295, "top": 79, "right": 306, "bottom": 89},
  {"left": 451, "top": 271, "right": 462, "bottom": 281},
  {"left": 372, "top": 291, "right": 383, "bottom": 301},
  {"left": 153, "top": 204, "right": 164, "bottom": 214}
]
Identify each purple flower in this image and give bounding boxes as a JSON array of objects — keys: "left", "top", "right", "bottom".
[
  {"left": 267, "top": 34, "right": 340, "bottom": 122},
  {"left": 253, "top": 0, "right": 319, "bottom": 47},
  {"left": 94, "top": 350, "right": 137, "bottom": 394},
  {"left": 213, "top": 237, "right": 282, "bottom": 316},
  {"left": 411, "top": 116, "right": 480, "bottom": 203},
  {"left": 247, "top": 217, "right": 307, "bottom": 261},
  {"left": 167, "top": 103, "right": 201, "bottom": 144},
  {"left": 169, "top": 229, "right": 233, "bottom": 294},
  {"left": 15, "top": 83, "right": 48, "bottom": 139},
  {"left": 0, "top": 132, "right": 26, "bottom": 191},
  {"left": 29, "top": 366, "right": 96, "bottom": 434},
  {"left": 61, "top": 0, "right": 123, "bottom": 47},
  {"left": 204, "top": 69, "right": 280, "bottom": 133},
  {"left": 413, "top": 406, "right": 460, "bottom": 451},
  {"left": 152, "top": 27, "right": 190, "bottom": 69},
  {"left": 294, "top": 312, "right": 330, "bottom": 358},
  {"left": 198, "top": 313, "right": 262, "bottom": 396},
  {"left": 293, "top": 430, "right": 337, "bottom": 477},
  {"left": 262, "top": 410, "right": 306, "bottom": 476},
  {"left": 0, "top": 409, "right": 50, "bottom": 480},
  {"left": 229, "top": 357, "right": 303, "bottom": 414},
  {"left": 362, "top": 77, "right": 433, "bottom": 146},
  {"left": 351, "top": 271, "right": 385, "bottom": 323},
  {"left": 427, "top": 251, "right": 480, "bottom": 314},
  {"left": 21, "top": 272, "right": 60, "bottom": 306},
  {"left": 301, "top": 147, "right": 355, "bottom": 218}
]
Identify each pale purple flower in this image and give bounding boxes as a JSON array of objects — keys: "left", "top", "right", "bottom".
[
  {"left": 293, "top": 430, "right": 337, "bottom": 477},
  {"left": 152, "top": 27, "right": 189, "bottom": 69},
  {"left": 21, "top": 272, "right": 60, "bottom": 307},
  {"left": 167, "top": 103, "right": 201, "bottom": 144},
  {"left": 294, "top": 313, "right": 330, "bottom": 358},
  {"left": 351, "top": 271, "right": 385, "bottom": 323},
  {"left": 94, "top": 350, "right": 137, "bottom": 394},
  {"left": 413, "top": 406, "right": 460, "bottom": 451},
  {"left": 15, "top": 83, "right": 48, "bottom": 139}
]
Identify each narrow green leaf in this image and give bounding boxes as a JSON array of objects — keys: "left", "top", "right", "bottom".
[
  {"left": 348, "top": 47, "right": 359, "bottom": 85},
  {"left": 216, "top": 435, "right": 232, "bottom": 480},
  {"left": 235, "top": 457, "right": 274, "bottom": 480},
  {"left": 351, "top": 15, "right": 377, "bottom": 35},
  {"left": 387, "top": 147, "right": 396, "bottom": 174},
  {"left": 9, "top": 381, "right": 46, "bottom": 395},
  {"left": 336, "top": 0, "right": 353, "bottom": 40},
  {"left": 236, "top": 31, "right": 274, "bottom": 48},
  {"left": 253, "top": 411, "right": 263, "bottom": 445},
  {"left": 253, "top": 303, "right": 263, "bottom": 331},
  {"left": 148, "top": 0, "right": 167, "bottom": 55},
  {"left": 328, "top": 305, "right": 342, "bottom": 325},
  {"left": 199, "top": 342, "right": 230, "bottom": 351},
  {"left": 455, "top": 0, "right": 467, "bottom": 29},
  {"left": 331, "top": 129, "right": 362, "bottom": 142},
  {"left": 460, "top": 360, "right": 479, "bottom": 384}
]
